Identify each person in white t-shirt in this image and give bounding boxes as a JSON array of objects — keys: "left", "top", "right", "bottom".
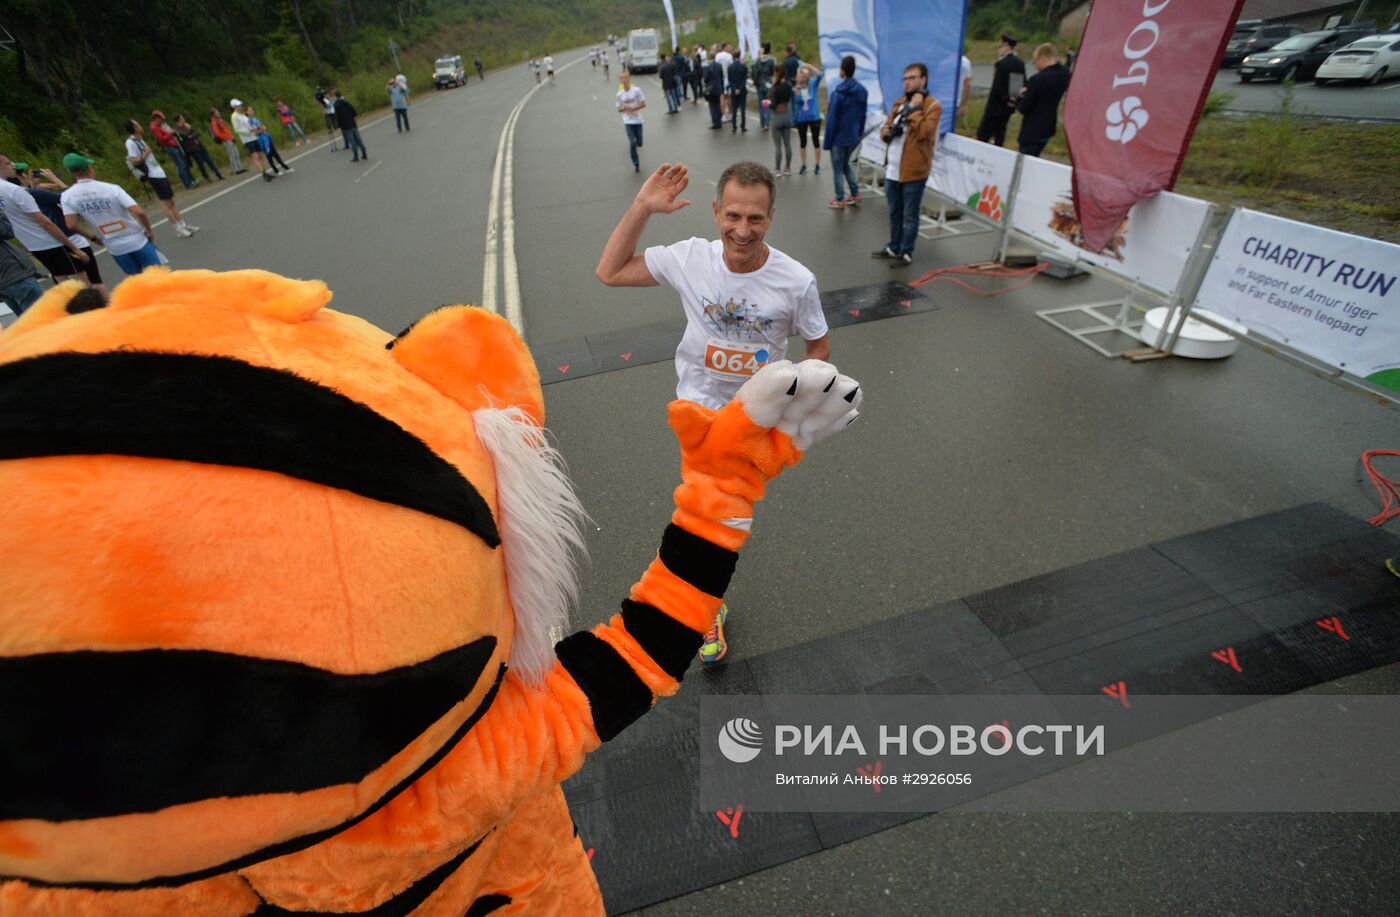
[
  {"left": 0, "top": 153, "right": 91, "bottom": 287},
  {"left": 715, "top": 43, "right": 735, "bottom": 118},
  {"left": 616, "top": 70, "right": 646, "bottom": 173},
  {"left": 543, "top": 54, "right": 556, "bottom": 84},
  {"left": 959, "top": 53, "right": 972, "bottom": 127},
  {"left": 123, "top": 120, "right": 197, "bottom": 237},
  {"left": 595, "top": 159, "right": 832, "bottom": 664},
  {"left": 60, "top": 153, "right": 167, "bottom": 276}
]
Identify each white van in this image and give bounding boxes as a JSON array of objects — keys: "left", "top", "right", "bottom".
[{"left": 627, "top": 29, "right": 660, "bottom": 73}]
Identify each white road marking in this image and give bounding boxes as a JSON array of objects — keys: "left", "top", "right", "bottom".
[
  {"left": 485, "top": 53, "right": 589, "bottom": 331},
  {"left": 354, "top": 160, "right": 383, "bottom": 182}
]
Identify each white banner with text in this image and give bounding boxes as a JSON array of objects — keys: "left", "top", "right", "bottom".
[
  {"left": 926, "top": 133, "right": 1018, "bottom": 223},
  {"left": 1196, "top": 209, "right": 1400, "bottom": 392}
]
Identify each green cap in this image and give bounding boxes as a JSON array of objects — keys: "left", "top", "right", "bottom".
[
  {"left": 63, "top": 152, "right": 95, "bottom": 172},
  {"left": 11, "top": 161, "right": 28, "bottom": 172}
]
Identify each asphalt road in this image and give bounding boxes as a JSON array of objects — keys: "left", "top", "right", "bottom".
[
  {"left": 48, "top": 48, "right": 1400, "bottom": 916},
  {"left": 970, "top": 62, "right": 1400, "bottom": 121}
]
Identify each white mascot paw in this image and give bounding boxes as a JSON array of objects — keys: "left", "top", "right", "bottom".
[{"left": 735, "top": 360, "right": 862, "bottom": 449}]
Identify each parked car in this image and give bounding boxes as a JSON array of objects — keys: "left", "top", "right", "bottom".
[
  {"left": 1239, "top": 28, "right": 1376, "bottom": 82},
  {"left": 1314, "top": 35, "right": 1400, "bottom": 84},
  {"left": 1223, "top": 21, "right": 1302, "bottom": 67},
  {"left": 433, "top": 55, "right": 466, "bottom": 89}
]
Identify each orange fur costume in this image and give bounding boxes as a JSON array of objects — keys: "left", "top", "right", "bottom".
[{"left": 0, "top": 270, "right": 861, "bottom": 914}]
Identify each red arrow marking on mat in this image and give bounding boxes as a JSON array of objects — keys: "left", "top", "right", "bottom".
[
  {"left": 1101, "top": 681, "right": 1130, "bottom": 709},
  {"left": 848, "top": 309, "right": 862, "bottom": 317},
  {"left": 557, "top": 363, "right": 571, "bottom": 374},
  {"left": 1211, "top": 647, "right": 1242, "bottom": 673},
  {"left": 586, "top": 847, "right": 595, "bottom": 861},
  {"left": 1315, "top": 616, "right": 1350, "bottom": 641},
  {"left": 715, "top": 804, "right": 744, "bottom": 839},
  {"left": 900, "top": 299, "right": 913, "bottom": 308},
  {"left": 620, "top": 352, "right": 633, "bottom": 361},
  {"left": 855, "top": 760, "right": 884, "bottom": 794}
]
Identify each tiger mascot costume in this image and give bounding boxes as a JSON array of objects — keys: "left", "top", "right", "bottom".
[{"left": 0, "top": 269, "right": 861, "bottom": 914}]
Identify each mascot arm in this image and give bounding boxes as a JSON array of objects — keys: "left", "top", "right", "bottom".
[{"left": 426, "top": 361, "right": 862, "bottom": 820}]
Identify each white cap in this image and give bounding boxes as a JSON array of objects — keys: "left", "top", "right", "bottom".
[{"left": 230, "top": 98, "right": 243, "bottom": 108}]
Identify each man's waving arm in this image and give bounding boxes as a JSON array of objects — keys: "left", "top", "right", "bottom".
[{"left": 595, "top": 162, "right": 691, "bottom": 287}]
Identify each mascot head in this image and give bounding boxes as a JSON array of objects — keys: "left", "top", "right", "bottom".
[{"left": 0, "top": 270, "right": 588, "bottom": 884}]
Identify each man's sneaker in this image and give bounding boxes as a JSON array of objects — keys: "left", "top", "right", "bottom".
[
  {"left": 827, "top": 198, "right": 845, "bottom": 209},
  {"left": 263, "top": 171, "right": 277, "bottom": 181},
  {"left": 183, "top": 223, "right": 200, "bottom": 233},
  {"left": 799, "top": 165, "right": 807, "bottom": 175},
  {"left": 699, "top": 603, "right": 729, "bottom": 664},
  {"left": 847, "top": 194, "right": 862, "bottom": 207},
  {"left": 871, "top": 246, "right": 896, "bottom": 259},
  {"left": 282, "top": 166, "right": 295, "bottom": 174},
  {"left": 889, "top": 252, "right": 913, "bottom": 268},
  {"left": 815, "top": 164, "right": 822, "bottom": 174},
  {"left": 174, "top": 224, "right": 193, "bottom": 238}
]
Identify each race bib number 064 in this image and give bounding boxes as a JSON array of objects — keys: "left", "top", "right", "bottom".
[{"left": 704, "top": 340, "right": 770, "bottom": 379}]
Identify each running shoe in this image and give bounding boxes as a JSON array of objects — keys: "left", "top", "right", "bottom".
[
  {"left": 847, "top": 194, "right": 862, "bottom": 207},
  {"left": 699, "top": 603, "right": 729, "bottom": 664},
  {"left": 827, "top": 199, "right": 845, "bottom": 209},
  {"left": 889, "top": 252, "right": 912, "bottom": 268},
  {"left": 799, "top": 165, "right": 807, "bottom": 175},
  {"left": 871, "top": 246, "right": 895, "bottom": 259},
  {"left": 282, "top": 167, "right": 295, "bottom": 174},
  {"left": 815, "top": 164, "right": 821, "bottom": 175},
  {"left": 174, "top": 224, "right": 193, "bottom": 238},
  {"left": 184, "top": 223, "right": 200, "bottom": 233}
]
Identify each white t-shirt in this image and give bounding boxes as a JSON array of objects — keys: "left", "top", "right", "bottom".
[
  {"left": 230, "top": 112, "right": 256, "bottom": 144},
  {"left": 715, "top": 50, "right": 734, "bottom": 87},
  {"left": 644, "top": 237, "right": 829, "bottom": 410},
  {"left": 885, "top": 98, "right": 911, "bottom": 182},
  {"left": 544, "top": 56, "right": 555, "bottom": 71},
  {"left": 961, "top": 55, "right": 972, "bottom": 86},
  {"left": 0, "top": 180, "right": 62, "bottom": 252},
  {"left": 60, "top": 178, "right": 148, "bottom": 257},
  {"left": 698, "top": 47, "right": 708, "bottom": 62},
  {"left": 617, "top": 86, "right": 645, "bottom": 125},
  {"left": 125, "top": 137, "right": 168, "bottom": 180}
]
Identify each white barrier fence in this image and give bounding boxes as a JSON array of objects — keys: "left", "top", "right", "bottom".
[{"left": 854, "top": 132, "right": 1397, "bottom": 404}]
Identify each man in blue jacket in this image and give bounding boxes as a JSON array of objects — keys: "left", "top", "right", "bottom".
[{"left": 822, "top": 55, "right": 868, "bottom": 209}]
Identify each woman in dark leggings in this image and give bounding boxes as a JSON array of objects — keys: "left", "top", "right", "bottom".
[{"left": 768, "top": 70, "right": 793, "bottom": 176}]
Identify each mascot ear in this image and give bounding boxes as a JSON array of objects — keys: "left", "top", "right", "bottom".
[{"left": 389, "top": 306, "right": 545, "bottom": 425}]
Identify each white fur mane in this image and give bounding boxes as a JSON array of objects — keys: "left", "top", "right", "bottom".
[{"left": 472, "top": 406, "right": 590, "bottom": 685}]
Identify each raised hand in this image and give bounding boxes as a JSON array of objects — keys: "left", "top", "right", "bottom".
[{"left": 635, "top": 163, "right": 692, "bottom": 215}]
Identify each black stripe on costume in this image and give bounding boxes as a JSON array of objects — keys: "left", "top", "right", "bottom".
[
  {"left": 466, "top": 894, "right": 513, "bottom": 916},
  {"left": 555, "top": 632, "right": 653, "bottom": 742},
  {"left": 0, "top": 351, "right": 499, "bottom": 547},
  {"left": 0, "top": 638, "right": 497, "bottom": 822},
  {"left": 658, "top": 524, "right": 739, "bottom": 598},
  {"left": 253, "top": 833, "right": 490, "bottom": 916},
  {"left": 620, "top": 599, "right": 704, "bottom": 681},
  {"left": 5, "top": 668, "right": 505, "bottom": 890}
]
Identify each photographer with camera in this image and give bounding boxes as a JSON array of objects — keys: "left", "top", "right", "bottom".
[{"left": 872, "top": 63, "right": 940, "bottom": 267}]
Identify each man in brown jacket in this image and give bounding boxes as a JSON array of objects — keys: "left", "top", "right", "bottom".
[{"left": 872, "top": 63, "right": 941, "bottom": 267}]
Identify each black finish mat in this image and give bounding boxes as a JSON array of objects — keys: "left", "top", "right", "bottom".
[
  {"left": 532, "top": 282, "right": 933, "bottom": 385},
  {"left": 563, "top": 504, "right": 1400, "bottom": 914}
]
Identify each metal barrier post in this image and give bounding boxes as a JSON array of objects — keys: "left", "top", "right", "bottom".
[{"left": 996, "top": 153, "right": 1025, "bottom": 265}]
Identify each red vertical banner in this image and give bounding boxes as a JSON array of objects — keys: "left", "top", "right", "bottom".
[{"left": 1065, "top": 0, "right": 1245, "bottom": 253}]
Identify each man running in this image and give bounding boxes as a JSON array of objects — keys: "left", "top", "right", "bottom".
[
  {"left": 543, "top": 54, "right": 556, "bottom": 84},
  {"left": 616, "top": 69, "right": 646, "bottom": 173},
  {"left": 594, "top": 160, "right": 832, "bottom": 663}
]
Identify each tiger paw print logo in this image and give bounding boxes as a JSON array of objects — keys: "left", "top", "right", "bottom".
[
  {"left": 965, "top": 184, "right": 1003, "bottom": 222},
  {"left": 1105, "top": 96, "right": 1149, "bottom": 143}
]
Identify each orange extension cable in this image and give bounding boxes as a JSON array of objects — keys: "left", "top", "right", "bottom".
[
  {"left": 1363, "top": 450, "right": 1400, "bottom": 527},
  {"left": 908, "top": 261, "right": 1050, "bottom": 296}
]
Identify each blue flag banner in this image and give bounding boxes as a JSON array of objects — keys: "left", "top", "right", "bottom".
[{"left": 819, "top": 0, "right": 967, "bottom": 137}]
